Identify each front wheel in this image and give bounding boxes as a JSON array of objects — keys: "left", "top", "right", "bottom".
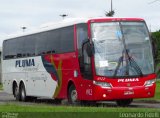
[
  {"left": 68, "top": 85, "right": 78, "bottom": 105},
  {"left": 116, "top": 99, "right": 133, "bottom": 107}
]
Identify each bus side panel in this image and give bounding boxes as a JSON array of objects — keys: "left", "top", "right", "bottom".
[
  {"left": 2, "top": 53, "right": 81, "bottom": 99},
  {"left": 25, "top": 56, "right": 58, "bottom": 98},
  {"left": 2, "top": 59, "right": 26, "bottom": 94},
  {"left": 2, "top": 56, "right": 59, "bottom": 98},
  {"left": 42, "top": 52, "right": 80, "bottom": 99}
]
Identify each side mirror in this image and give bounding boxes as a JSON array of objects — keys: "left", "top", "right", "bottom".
[
  {"left": 86, "top": 42, "right": 94, "bottom": 57},
  {"left": 82, "top": 41, "right": 94, "bottom": 57}
]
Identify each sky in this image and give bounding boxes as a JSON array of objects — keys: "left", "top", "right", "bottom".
[{"left": 0, "top": 0, "right": 160, "bottom": 44}]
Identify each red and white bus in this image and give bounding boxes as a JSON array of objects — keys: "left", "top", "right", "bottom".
[{"left": 2, "top": 17, "right": 156, "bottom": 106}]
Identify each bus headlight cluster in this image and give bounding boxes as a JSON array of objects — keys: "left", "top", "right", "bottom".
[
  {"left": 93, "top": 81, "right": 112, "bottom": 88},
  {"left": 144, "top": 79, "right": 156, "bottom": 87}
]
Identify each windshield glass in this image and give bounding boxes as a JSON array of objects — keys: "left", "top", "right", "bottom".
[{"left": 91, "top": 22, "right": 154, "bottom": 77}]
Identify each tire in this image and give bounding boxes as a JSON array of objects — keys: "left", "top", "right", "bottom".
[
  {"left": 116, "top": 99, "right": 133, "bottom": 107},
  {"left": 13, "top": 84, "right": 20, "bottom": 101},
  {"left": 68, "top": 84, "right": 78, "bottom": 105},
  {"left": 20, "top": 83, "right": 27, "bottom": 102}
]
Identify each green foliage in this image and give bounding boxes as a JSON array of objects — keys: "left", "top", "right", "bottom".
[
  {"left": 0, "top": 103, "right": 160, "bottom": 112},
  {"left": 154, "top": 80, "right": 160, "bottom": 100},
  {"left": 152, "top": 31, "right": 160, "bottom": 54},
  {"left": 152, "top": 31, "right": 160, "bottom": 76}
]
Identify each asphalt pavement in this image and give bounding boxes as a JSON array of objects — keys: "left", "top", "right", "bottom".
[{"left": 0, "top": 90, "right": 160, "bottom": 108}]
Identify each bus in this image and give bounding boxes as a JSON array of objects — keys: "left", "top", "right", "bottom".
[{"left": 2, "top": 17, "right": 156, "bottom": 106}]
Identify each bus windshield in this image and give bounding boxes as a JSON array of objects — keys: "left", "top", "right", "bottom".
[{"left": 91, "top": 21, "right": 154, "bottom": 77}]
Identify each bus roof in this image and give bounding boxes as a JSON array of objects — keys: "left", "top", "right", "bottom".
[{"left": 3, "top": 17, "right": 144, "bottom": 41}]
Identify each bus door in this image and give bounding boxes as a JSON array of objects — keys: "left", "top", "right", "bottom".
[
  {"left": 76, "top": 24, "right": 94, "bottom": 100},
  {"left": 81, "top": 43, "right": 94, "bottom": 100}
]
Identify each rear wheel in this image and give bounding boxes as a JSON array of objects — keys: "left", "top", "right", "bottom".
[
  {"left": 116, "top": 99, "right": 133, "bottom": 107},
  {"left": 13, "top": 84, "right": 20, "bottom": 101},
  {"left": 20, "top": 83, "right": 27, "bottom": 102},
  {"left": 68, "top": 84, "right": 78, "bottom": 105}
]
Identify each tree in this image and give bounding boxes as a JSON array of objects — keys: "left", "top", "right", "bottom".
[
  {"left": 152, "top": 31, "right": 160, "bottom": 59},
  {"left": 151, "top": 30, "right": 160, "bottom": 77}
]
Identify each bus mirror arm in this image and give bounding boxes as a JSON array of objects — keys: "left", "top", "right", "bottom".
[{"left": 86, "top": 43, "right": 94, "bottom": 57}]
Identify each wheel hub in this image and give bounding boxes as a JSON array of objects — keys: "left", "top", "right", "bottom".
[
  {"left": 21, "top": 89, "right": 25, "bottom": 99},
  {"left": 71, "top": 90, "right": 77, "bottom": 102}
]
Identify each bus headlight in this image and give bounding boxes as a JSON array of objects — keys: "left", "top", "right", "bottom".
[
  {"left": 93, "top": 81, "right": 112, "bottom": 88},
  {"left": 144, "top": 79, "right": 156, "bottom": 87}
]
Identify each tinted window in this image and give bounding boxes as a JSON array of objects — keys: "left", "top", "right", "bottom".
[
  {"left": 76, "top": 24, "right": 88, "bottom": 75},
  {"left": 60, "top": 26, "right": 74, "bottom": 53},
  {"left": 36, "top": 26, "right": 74, "bottom": 55},
  {"left": 77, "top": 24, "right": 88, "bottom": 56},
  {"left": 46, "top": 29, "right": 61, "bottom": 54},
  {"left": 24, "top": 35, "right": 36, "bottom": 56},
  {"left": 16, "top": 37, "right": 25, "bottom": 58},
  {"left": 3, "top": 37, "right": 24, "bottom": 59},
  {"left": 35, "top": 30, "right": 60, "bottom": 55},
  {"left": 3, "top": 25, "right": 75, "bottom": 60},
  {"left": 35, "top": 33, "right": 45, "bottom": 55}
]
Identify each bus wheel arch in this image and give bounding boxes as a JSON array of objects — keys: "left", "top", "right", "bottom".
[{"left": 67, "top": 81, "right": 78, "bottom": 104}]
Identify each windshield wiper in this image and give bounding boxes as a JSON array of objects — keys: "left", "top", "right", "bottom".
[
  {"left": 113, "top": 50, "right": 143, "bottom": 77},
  {"left": 113, "top": 22, "right": 143, "bottom": 77},
  {"left": 127, "top": 53, "right": 143, "bottom": 77},
  {"left": 113, "top": 54, "right": 124, "bottom": 77}
]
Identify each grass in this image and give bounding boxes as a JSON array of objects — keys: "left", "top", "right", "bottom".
[
  {"left": 0, "top": 103, "right": 160, "bottom": 112},
  {"left": 0, "top": 103, "right": 160, "bottom": 118},
  {"left": 153, "top": 80, "right": 160, "bottom": 100},
  {"left": 1, "top": 104, "right": 159, "bottom": 118}
]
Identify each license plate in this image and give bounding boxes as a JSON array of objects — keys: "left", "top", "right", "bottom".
[{"left": 124, "top": 91, "right": 134, "bottom": 95}]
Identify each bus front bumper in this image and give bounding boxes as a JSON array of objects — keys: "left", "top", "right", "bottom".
[{"left": 93, "top": 83, "right": 156, "bottom": 101}]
